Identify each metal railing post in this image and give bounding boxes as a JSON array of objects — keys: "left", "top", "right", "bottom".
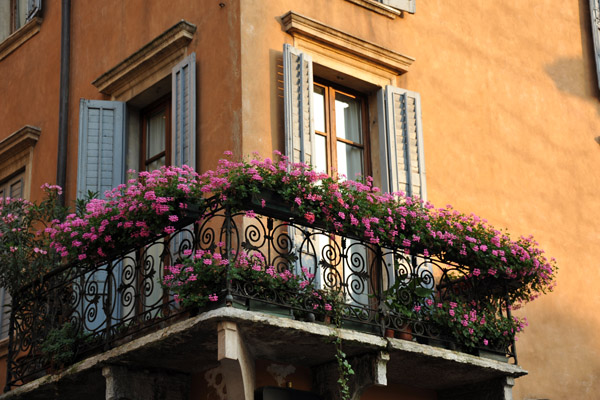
[{"left": 225, "top": 204, "right": 233, "bottom": 306}]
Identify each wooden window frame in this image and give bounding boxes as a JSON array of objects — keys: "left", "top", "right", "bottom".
[
  {"left": 140, "top": 95, "right": 172, "bottom": 171},
  {"left": 314, "top": 78, "right": 372, "bottom": 179},
  {"left": 0, "top": 168, "right": 25, "bottom": 199}
]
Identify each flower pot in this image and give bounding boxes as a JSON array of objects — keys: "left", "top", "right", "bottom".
[
  {"left": 397, "top": 324, "right": 413, "bottom": 341},
  {"left": 385, "top": 328, "right": 395, "bottom": 338},
  {"left": 249, "top": 190, "right": 298, "bottom": 222}
]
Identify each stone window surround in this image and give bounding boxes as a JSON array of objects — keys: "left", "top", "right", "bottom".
[
  {"left": 345, "top": 0, "right": 402, "bottom": 19},
  {"left": 281, "top": 11, "right": 414, "bottom": 88},
  {"left": 0, "top": 125, "right": 40, "bottom": 201},
  {"left": 92, "top": 20, "right": 196, "bottom": 102},
  {"left": 0, "top": 16, "right": 42, "bottom": 62}
]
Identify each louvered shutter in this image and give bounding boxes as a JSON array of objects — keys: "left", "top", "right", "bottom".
[
  {"left": 283, "top": 44, "right": 315, "bottom": 166},
  {"left": 26, "top": 0, "right": 42, "bottom": 21},
  {"left": 380, "top": 0, "right": 415, "bottom": 14},
  {"left": 171, "top": 53, "right": 196, "bottom": 168},
  {"left": 77, "top": 100, "right": 125, "bottom": 332},
  {"left": 0, "top": 288, "right": 10, "bottom": 339},
  {"left": 591, "top": 0, "right": 600, "bottom": 89},
  {"left": 378, "top": 86, "right": 427, "bottom": 201},
  {"left": 77, "top": 100, "right": 126, "bottom": 199}
]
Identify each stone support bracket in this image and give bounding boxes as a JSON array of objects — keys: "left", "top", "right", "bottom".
[{"left": 217, "top": 321, "right": 255, "bottom": 400}]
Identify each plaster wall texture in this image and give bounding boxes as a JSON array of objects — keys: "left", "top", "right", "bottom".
[
  {"left": 0, "top": 0, "right": 598, "bottom": 399},
  {"left": 237, "top": 1, "right": 600, "bottom": 399}
]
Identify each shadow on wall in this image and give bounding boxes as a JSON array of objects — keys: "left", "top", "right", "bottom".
[{"left": 545, "top": 0, "right": 600, "bottom": 106}]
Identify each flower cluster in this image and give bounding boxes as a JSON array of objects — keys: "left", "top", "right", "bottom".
[
  {"left": 0, "top": 185, "right": 65, "bottom": 295},
  {"left": 209, "top": 152, "right": 557, "bottom": 308},
  {"left": 425, "top": 297, "right": 527, "bottom": 351},
  {"left": 162, "top": 244, "right": 334, "bottom": 312},
  {"left": 45, "top": 165, "right": 205, "bottom": 264}
]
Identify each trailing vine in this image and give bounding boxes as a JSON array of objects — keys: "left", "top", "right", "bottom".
[{"left": 331, "top": 300, "right": 354, "bottom": 400}]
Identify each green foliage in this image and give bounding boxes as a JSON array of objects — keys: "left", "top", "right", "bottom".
[
  {"left": 0, "top": 185, "right": 65, "bottom": 296},
  {"left": 39, "top": 322, "right": 91, "bottom": 367}
]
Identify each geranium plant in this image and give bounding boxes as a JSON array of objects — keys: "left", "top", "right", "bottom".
[{"left": 0, "top": 184, "right": 64, "bottom": 296}]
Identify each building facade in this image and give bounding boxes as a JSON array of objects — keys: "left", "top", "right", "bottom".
[{"left": 0, "top": 0, "right": 598, "bottom": 399}]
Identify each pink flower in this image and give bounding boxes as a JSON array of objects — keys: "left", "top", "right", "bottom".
[
  {"left": 164, "top": 226, "right": 176, "bottom": 234},
  {"left": 294, "top": 197, "right": 302, "bottom": 206},
  {"left": 324, "top": 304, "right": 332, "bottom": 311},
  {"left": 169, "top": 215, "right": 179, "bottom": 222},
  {"left": 208, "top": 294, "right": 218, "bottom": 302},
  {"left": 473, "top": 268, "right": 480, "bottom": 277},
  {"left": 304, "top": 212, "right": 315, "bottom": 224},
  {"left": 483, "top": 339, "right": 489, "bottom": 346}
]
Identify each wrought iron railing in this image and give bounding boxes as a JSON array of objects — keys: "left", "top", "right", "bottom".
[{"left": 5, "top": 197, "right": 517, "bottom": 390}]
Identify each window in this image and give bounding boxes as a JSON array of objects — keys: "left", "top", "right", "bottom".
[
  {"left": 77, "top": 53, "right": 196, "bottom": 199},
  {"left": 0, "top": 170, "right": 25, "bottom": 339},
  {"left": 0, "top": 0, "right": 41, "bottom": 42},
  {"left": 590, "top": 0, "right": 600, "bottom": 89},
  {"left": 282, "top": 43, "right": 426, "bottom": 308},
  {"left": 140, "top": 95, "right": 171, "bottom": 172},
  {"left": 313, "top": 80, "right": 370, "bottom": 180},
  {"left": 282, "top": 43, "right": 426, "bottom": 200},
  {"left": 0, "top": 170, "right": 24, "bottom": 199},
  {"left": 377, "top": 0, "right": 415, "bottom": 14}
]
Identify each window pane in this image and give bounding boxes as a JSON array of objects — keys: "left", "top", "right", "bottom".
[
  {"left": 335, "top": 92, "right": 362, "bottom": 144},
  {"left": 16, "top": 0, "right": 27, "bottom": 29},
  {"left": 315, "top": 134, "right": 327, "bottom": 174},
  {"left": 147, "top": 155, "right": 166, "bottom": 172},
  {"left": 337, "top": 142, "right": 363, "bottom": 181},
  {"left": 313, "top": 85, "right": 326, "bottom": 133},
  {"left": 147, "top": 109, "right": 166, "bottom": 159},
  {"left": 10, "top": 179, "right": 23, "bottom": 198},
  {"left": 0, "top": 0, "right": 10, "bottom": 41}
]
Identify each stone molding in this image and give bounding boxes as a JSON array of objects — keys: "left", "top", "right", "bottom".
[
  {"left": 281, "top": 11, "right": 414, "bottom": 75},
  {"left": 345, "top": 0, "right": 401, "bottom": 19},
  {"left": 0, "top": 125, "right": 40, "bottom": 199},
  {"left": 0, "top": 126, "right": 41, "bottom": 157},
  {"left": 0, "top": 17, "right": 42, "bottom": 62},
  {"left": 92, "top": 20, "right": 196, "bottom": 97}
]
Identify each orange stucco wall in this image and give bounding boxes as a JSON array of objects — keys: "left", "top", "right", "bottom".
[
  {"left": 1, "top": 0, "right": 599, "bottom": 399},
  {"left": 237, "top": 0, "right": 600, "bottom": 398}
]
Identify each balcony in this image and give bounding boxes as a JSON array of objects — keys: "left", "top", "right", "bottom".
[{"left": 3, "top": 195, "right": 527, "bottom": 399}]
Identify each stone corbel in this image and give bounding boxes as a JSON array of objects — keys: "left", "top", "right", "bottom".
[{"left": 217, "top": 321, "right": 256, "bottom": 400}]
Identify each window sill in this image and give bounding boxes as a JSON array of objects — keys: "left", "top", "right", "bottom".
[
  {"left": 345, "top": 0, "right": 402, "bottom": 19},
  {"left": 0, "top": 17, "right": 43, "bottom": 62}
]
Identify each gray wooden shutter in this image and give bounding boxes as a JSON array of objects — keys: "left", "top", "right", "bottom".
[
  {"left": 26, "top": 0, "right": 42, "bottom": 21},
  {"left": 77, "top": 99, "right": 126, "bottom": 199},
  {"left": 591, "top": 0, "right": 600, "bottom": 89},
  {"left": 283, "top": 44, "right": 315, "bottom": 166},
  {"left": 378, "top": 86, "right": 427, "bottom": 201},
  {"left": 380, "top": 0, "right": 415, "bottom": 14},
  {"left": 0, "top": 288, "right": 10, "bottom": 339},
  {"left": 171, "top": 52, "right": 196, "bottom": 168}
]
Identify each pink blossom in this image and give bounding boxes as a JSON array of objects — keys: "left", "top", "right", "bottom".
[{"left": 304, "top": 212, "right": 315, "bottom": 224}]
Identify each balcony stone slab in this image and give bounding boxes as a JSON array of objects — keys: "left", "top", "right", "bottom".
[{"left": 0, "top": 307, "right": 526, "bottom": 400}]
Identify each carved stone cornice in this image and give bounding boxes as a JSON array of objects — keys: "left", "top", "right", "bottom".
[
  {"left": 92, "top": 20, "right": 196, "bottom": 97},
  {"left": 281, "top": 11, "right": 414, "bottom": 74}
]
